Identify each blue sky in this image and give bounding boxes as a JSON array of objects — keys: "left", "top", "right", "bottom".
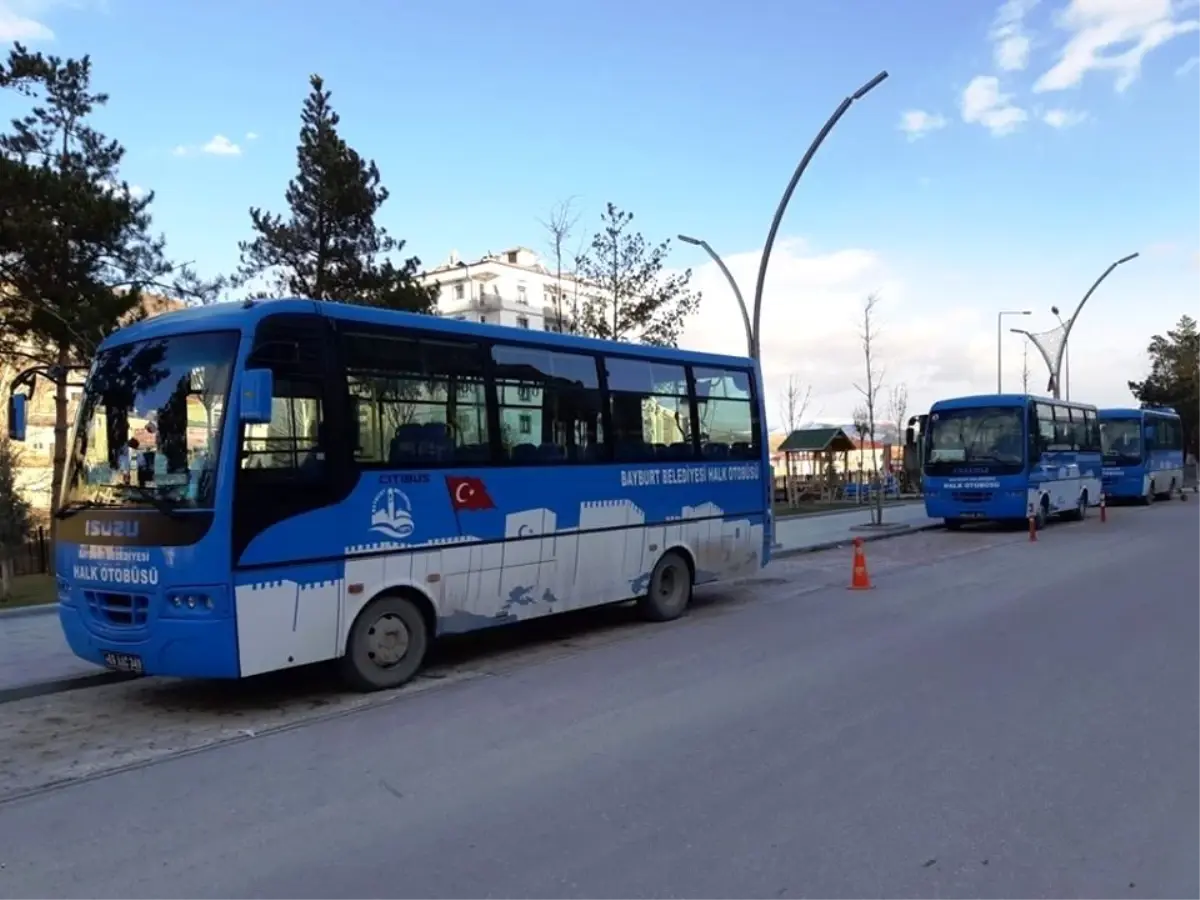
[{"left": 2, "top": 0, "right": 1198, "bottom": 423}]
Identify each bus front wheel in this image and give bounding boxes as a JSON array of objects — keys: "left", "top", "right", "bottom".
[
  {"left": 340, "top": 594, "right": 430, "bottom": 692},
  {"left": 638, "top": 551, "right": 694, "bottom": 622}
]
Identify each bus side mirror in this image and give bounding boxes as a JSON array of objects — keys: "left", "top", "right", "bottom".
[
  {"left": 904, "top": 426, "right": 914, "bottom": 446},
  {"left": 239, "top": 368, "right": 274, "bottom": 424},
  {"left": 6, "top": 393, "right": 27, "bottom": 441}
]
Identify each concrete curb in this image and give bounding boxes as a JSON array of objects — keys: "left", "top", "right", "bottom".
[
  {"left": 773, "top": 522, "right": 944, "bottom": 560},
  {"left": 0, "top": 669, "right": 136, "bottom": 705},
  {"left": 774, "top": 500, "right": 922, "bottom": 522},
  {"left": 0, "top": 602, "right": 57, "bottom": 620}
]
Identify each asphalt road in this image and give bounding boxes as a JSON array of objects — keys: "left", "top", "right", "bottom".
[{"left": 1, "top": 503, "right": 1196, "bottom": 899}]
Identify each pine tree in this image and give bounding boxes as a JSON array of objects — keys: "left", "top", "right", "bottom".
[
  {"left": 574, "top": 203, "right": 701, "bottom": 346},
  {"left": 236, "top": 75, "right": 434, "bottom": 311},
  {"left": 1129, "top": 314, "right": 1200, "bottom": 457},
  {"left": 0, "top": 44, "right": 209, "bottom": 541}
]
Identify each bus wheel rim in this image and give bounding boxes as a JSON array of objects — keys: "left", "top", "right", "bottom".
[{"left": 365, "top": 613, "right": 410, "bottom": 668}]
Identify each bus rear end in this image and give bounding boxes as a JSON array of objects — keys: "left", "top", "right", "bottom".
[
  {"left": 921, "top": 395, "right": 1032, "bottom": 527},
  {"left": 14, "top": 322, "right": 253, "bottom": 679}
]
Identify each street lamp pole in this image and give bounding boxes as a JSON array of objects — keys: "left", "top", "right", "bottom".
[
  {"left": 1050, "top": 252, "right": 1139, "bottom": 401},
  {"left": 749, "top": 70, "right": 889, "bottom": 360},
  {"left": 997, "top": 310, "right": 1032, "bottom": 392},
  {"left": 677, "top": 235, "right": 753, "bottom": 356},
  {"left": 1050, "top": 307, "right": 1070, "bottom": 400}
]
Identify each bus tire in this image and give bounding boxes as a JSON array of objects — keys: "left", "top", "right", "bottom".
[
  {"left": 1034, "top": 497, "right": 1049, "bottom": 530},
  {"left": 339, "top": 594, "right": 429, "bottom": 693},
  {"left": 1139, "top": 483, "right": 1154, "bottom": 506},
  {"left": 637, "top": 550, "right": 693, "bottom": 623},
  {"left": 1066, "top": 491, "right": 1087, "bottom": 521},
  {"left": 943, "top": 518, "right": 963, "bottom": 530}
]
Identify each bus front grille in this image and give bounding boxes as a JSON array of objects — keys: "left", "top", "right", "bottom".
[
  {"left": 950, "top": 491, "right": 994, "bottom": 504},
  {"left": 85, "top": 591, "right": 150, "bottom": 627}
]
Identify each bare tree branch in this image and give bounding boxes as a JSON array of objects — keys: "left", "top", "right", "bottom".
[
  {"left": 856, "top": 292, "right": 886, "bottom": 524},
  {"left": 536, "top": 196, "right": 580, "bottom": 332}
]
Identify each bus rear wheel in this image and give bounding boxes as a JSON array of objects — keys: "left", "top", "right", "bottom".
[
  {"left": 340, "top": 594, "right": 429, "bottom": 692},
  {"left": 637, "top": 551, "right": 693, "bottom": 622}
]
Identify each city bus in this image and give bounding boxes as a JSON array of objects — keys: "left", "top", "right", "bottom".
[
  {"left": 6, "top": 299, "right": 771, "bottom": 691},
  {"left": 1098, "top": 406, "right": 1185, "bottom": 503},
  {"left": 920, "top": 393, "right": 1102, "bottom": 529}
]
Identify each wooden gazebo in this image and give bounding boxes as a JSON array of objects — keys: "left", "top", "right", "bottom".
[{"left": 776, "top": 426, "right": 857, "bottom": 504}]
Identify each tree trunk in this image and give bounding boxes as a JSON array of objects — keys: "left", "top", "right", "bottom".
[
  {"left": 48, "top": 341, "right": 71, "bottom": 577},
  {"left": 0, "top": 556, "right": 12, "bottom": 601}
]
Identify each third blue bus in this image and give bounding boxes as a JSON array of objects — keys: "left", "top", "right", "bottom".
[
  {"left": 1098, "top": 406, "right": 1185, "bottom": 503},
  {"left": 921, "top": 393, "right": 1102, "bottom": 529}
]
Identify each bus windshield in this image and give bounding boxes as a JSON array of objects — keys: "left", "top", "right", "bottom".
[
  {"left": 62, "top": 331, "right": 239, "bottom": 513},
  {"left": 926, "top": 406, "right": 1025, "bottom": 469},
  {"left": 1100, "top": 418, "right": 1142, "bottom": 464}
]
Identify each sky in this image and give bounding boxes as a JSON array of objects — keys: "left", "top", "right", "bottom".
[{"left": 1, "top": 0, "right": 1197, "bottom": 429}]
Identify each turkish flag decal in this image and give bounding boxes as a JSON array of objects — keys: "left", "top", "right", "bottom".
[{"left": 446, "top": 475, "right": 496, "bottom": 512}]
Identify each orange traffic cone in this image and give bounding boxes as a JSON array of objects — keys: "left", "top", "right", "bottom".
[{"left": 849, "top": 537, "right": 873, "bottom": 590}]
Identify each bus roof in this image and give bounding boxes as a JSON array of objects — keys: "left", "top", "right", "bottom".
[
  {"left": 929, "top": 392, "right": 1094, "bottom": 412},
  {"left": 1099, "top": 407, "right": 1180, "bottom": 420},
  {"left": 96, "top": 297, "right": 758, "bottom": 369}
]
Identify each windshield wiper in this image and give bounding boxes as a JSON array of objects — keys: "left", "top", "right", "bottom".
[
  {"left": 55, "top": 499, "right": 114, "bottom": 520},
  {"left": 119, "top": 485, "right": 186, "bottom": 519}
]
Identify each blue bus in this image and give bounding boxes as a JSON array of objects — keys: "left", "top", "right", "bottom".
[
  {"left": 7, "top": 299, "right": 771, "bottom": 691},
  {"left": 1098, "top": 406, "right": 1185, "bottom": 503},
  {"left": 921, "top": 393, "right": 1102, "bottom": 529}
]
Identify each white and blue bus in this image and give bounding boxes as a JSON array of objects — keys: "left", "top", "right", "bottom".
[
  {"left": 1098, "top": 406, "right": 1185, "bottom": 503},
  {"left": 921, "top": 393, "right": 1102, "bottom": 529},
  {"left": 7, "top": 300, "right": 772, "bottom": 690}
]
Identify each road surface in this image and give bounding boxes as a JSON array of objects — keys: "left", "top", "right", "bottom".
[{"left": 0, "top": 503, "right": 1195, "bottom": 898}]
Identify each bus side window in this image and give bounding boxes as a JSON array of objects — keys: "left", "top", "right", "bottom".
[
  {"left": 1082, "top": 409, "right": 1100, "bottom": 453},
  {"left": 1034, "top": 402, "right": 1055, "bottom": 457}
]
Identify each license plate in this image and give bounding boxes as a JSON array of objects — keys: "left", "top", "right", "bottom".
[
  {"left": 102, "top": 652, "right": 143, "bottom": 674},
  {"left": 961, "top": 512, "right": 985, "bottom": 518}
]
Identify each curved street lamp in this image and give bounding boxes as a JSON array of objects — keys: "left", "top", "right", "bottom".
[
  {"left": 677, "top": 234, "right": 753, "bottom": 356},
  {"left": 1051, "top": 252, "right": 1140, "bottom": 399},
  {"left": 749, "top": 70, "right": 889, "bottom": 360}
]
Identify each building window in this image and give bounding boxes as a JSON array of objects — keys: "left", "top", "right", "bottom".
[
  {"left": 693, "top": 366, "right": 759, "bottom": 460},
  {"left": 454, "top": 283, "right": 465, "bottom": 300},
  {"left": 492, "top": 344, "right": 603, "bottom": 463},
  {"left": 341, "top": 330, "right": 490, "bottom": 467},
  {"left": 516, "top": 316, "right": 530, "bottom": 329},
  {"left": 604, "top": 357, "right": 694, "bottom": 462},
  {"left": 516, "top": 284, "right": 528, "bottom": 305},
  {"left": 506, "top": 251, "right": 518, "bottom": 263}
]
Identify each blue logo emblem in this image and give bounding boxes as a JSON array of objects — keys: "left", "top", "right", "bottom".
[{"left": 370, "top": 488, "right": 415, "bottom": 541}]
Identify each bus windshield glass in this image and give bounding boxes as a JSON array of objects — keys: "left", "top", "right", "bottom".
[
  {"left": 62, "top": 331, "right": 239, "bottom": 512},
  {"left": 926, "top": 406, "right": 1025, "bottom": 469},
  {"left": 1100, "top": 418, "right": 1141, "bottom": 463}
]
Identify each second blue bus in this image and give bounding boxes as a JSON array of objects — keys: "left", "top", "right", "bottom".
[
  {"left": 1098, "top": 406, "right": 1185, "bottom": 503},
  {"left": 921, "top": 393, "right": 1102, "bottom": 529}
]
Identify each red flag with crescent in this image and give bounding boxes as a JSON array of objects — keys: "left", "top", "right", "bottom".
[{"left": 446, "top": 475, "right": 495, "bottom": 512}]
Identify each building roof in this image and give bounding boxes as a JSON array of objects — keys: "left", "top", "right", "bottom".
[{"left": 778, "top": 426, "right": 856, "bottom": 454}]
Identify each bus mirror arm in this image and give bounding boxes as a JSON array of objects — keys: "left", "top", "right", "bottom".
[{"left": 239, "top": 368, "right": 275, "bottom": 425}]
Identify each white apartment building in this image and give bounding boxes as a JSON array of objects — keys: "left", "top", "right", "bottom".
[{"left": 420, "top": 246, "right": 584, "bottom": 333}]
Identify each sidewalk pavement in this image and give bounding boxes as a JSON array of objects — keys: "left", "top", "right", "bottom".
[{"left": 0, "top": 501, "right": 939, "bottom": 698}]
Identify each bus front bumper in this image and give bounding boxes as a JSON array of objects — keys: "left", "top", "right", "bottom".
[
  {"left": 924, "top": 487, "right": 1029, "bottom": 522},
  {"left": 60, "top": 601, "right": 240, "bottom": 680}
]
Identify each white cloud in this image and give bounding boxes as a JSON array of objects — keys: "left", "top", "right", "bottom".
[
  {"left": 1042, "top": 107, "right": 1089, "bottom": 127},
  {"left": 898, "top": 110, "right": 948, "bottom": 141},
  {"left": 1177, "top": 55, "right": 1200, "bottom": 75},
  {"left": 201, "top": 134, "right": 241, "bottom": 156},
  {"left": 1034, "top": 0, "right": 1200, "bottom": 93},
  {"left": 171, "top": 145, "right": 190, "bottom": 157},
  {"left": 245, "top": 131, "right": 259, "bottom": 141},
  {"left": 0, "top": 9, "right": 52, "bottom": 40},
  {"left": 97, "top": 178, "right": 147, "bottom": 200},
  {"left": 991, "top": 0, "right": 1041, "bottom": 71},
  {"left": 960, "top": 75, "right": 1029, "bottom": 135},
  {"left": 674, "top": 238, "right": 1187, "bottom": 428}
]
